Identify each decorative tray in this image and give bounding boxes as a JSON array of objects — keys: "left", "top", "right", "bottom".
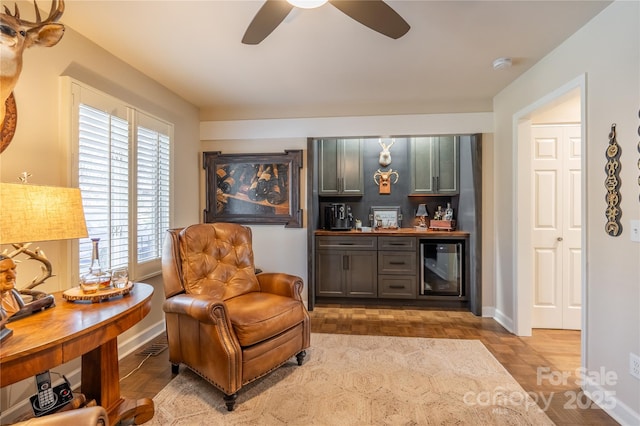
[{"left": 62, "top": 282, "right": 134, "bottom": 303}]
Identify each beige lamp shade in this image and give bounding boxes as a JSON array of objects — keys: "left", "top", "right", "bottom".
[
  {"left": 0, "top": 183, "right": 88, "bottom": 244},
  {"left": 416, "top": 204, "right": 428, "bottom": 217}
]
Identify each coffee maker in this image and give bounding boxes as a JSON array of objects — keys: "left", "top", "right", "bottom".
[{"left": 324, "top": 203, "right": 353, "bottom": 230}]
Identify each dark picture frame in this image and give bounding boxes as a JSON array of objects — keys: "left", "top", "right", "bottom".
[{"left": 203, "top": 150, "right": 302, "bottom": 228}]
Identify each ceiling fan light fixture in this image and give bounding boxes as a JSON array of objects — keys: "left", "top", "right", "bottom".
[{"left": 287, "top": 0, "right": 328, "bottom": 9}]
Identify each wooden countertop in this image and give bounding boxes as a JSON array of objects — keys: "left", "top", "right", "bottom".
[{"left": 315, "top": 228, "right": 469, "bottom": 237}]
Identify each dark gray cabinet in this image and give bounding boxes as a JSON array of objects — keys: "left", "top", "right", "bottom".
[
  {"left": 315, "top": 236, "right": 376, "bottom": 297},
  {"left": 410, "top": 136, "right": 459, "bottom": 194},
  {"left": 318, "top": 138, "right": 364, "bottom": 196},
  {"left": 377, "top": 237, "right": 417, "bottom": 299},
  {"left": 316, "top": 236, "right": 418, "bottom": 300}
]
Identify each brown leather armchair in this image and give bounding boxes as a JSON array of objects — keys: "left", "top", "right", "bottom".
[{"left": 161, "top": 223, "right": 310, "bottom": 411}]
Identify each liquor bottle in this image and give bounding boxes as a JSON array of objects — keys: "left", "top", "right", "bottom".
[
  {"left": 267, "top": 164, "right": 287, "bottom": 204},
  {"left": 235, "top": 165, "right": 252, "bottom": 194},
  {"left": 246, "top": 165, "right": 264, "bottom": 200},
  {"left": 80, "top": 238, "right": 111, "bottom": 292},
  {"left": 219, "top": 167, "right": 237, "bottom": 194},
  {"left": 246, "top": 179, "right": 262, "bottom": 201},
  {"left": 266, "top": 181, "right": 285, "bottom": 204},
  {"left": 434, "top": 206, "right": 443, "bottom": 220},
  {"left": 216, "top": 166, "right": 228, "bottom": 182},
  {"left": 255, "top": 166, "right": 272, "bottom": 199},
  {"left": 444, "top": 203, "right": 454, "bottom": 221}
]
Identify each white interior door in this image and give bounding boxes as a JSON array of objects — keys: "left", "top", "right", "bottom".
[{"left": 531, "top": 124, "right": 582, "bottom": 330}]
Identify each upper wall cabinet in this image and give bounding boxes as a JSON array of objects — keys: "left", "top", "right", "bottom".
[
  {"left": 410, "top": 136, "right": 459, "bottom": 195},
  {"left": 318, "top": 138, "right": 364, "bottom": 196}
]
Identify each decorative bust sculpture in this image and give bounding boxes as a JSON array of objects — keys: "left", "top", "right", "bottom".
[{"left": 0, "top": 254, "right": 24, "bottom": 317}]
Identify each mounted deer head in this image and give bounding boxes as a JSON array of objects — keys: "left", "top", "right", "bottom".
[
  {"left": 373, "top": 168, "right": 399, "bottom": 194},
  {"left": 1, "top": 0, "right": 65, "bottom": 152},
  {"left": 378, "top": 138, "right": 394, "bottom": 167}
]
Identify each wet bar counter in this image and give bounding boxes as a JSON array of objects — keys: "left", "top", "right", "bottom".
[{"left": 313, "top": 229, "right": 471, "bottom": 310}]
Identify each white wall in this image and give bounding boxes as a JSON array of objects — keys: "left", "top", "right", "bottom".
[
  {"left": 493, "top": 1, "right": 640, "bottom": 423},
  {"left": 0, "top": 7, "right": 200, "bottom": 420},
  {"left": 200, "top": 113, "right": 494, "bottom": 310}
]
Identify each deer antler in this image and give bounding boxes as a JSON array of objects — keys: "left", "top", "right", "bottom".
[{"left": 3, "top": 0, "right": 65, "bottom": 28}]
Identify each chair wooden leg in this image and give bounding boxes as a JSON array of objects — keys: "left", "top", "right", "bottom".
[
  {"left": 223, "top": 393, "right": 237, "bottom": 411},
  {"left": 171, "top": 363, "right": 179, "bottom": 374},
  {"left": 296, "top": 350, "right": 306, "bottom": 366}
]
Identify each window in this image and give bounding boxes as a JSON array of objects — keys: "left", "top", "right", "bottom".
[{"left": 69, "top": 81, "right": 172, "bottom": 280}]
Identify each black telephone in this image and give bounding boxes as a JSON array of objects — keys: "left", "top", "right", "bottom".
[{"left": 29, "top": 371, "right": 73, "bottom": 417}]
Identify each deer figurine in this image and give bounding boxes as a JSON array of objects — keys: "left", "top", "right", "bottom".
[
  {"left": 378, "top": 138, "right": 394, "bottom": 167},
  {"left": 1, "top": 0, "right": 65, "bottom": 153}
]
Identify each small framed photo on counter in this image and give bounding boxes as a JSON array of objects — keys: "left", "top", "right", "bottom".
[{"left": 369, "top": 206, "right": 402, "bottom": 229}]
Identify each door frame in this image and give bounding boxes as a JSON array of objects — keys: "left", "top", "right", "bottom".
[{"left": 512, "top": 74, "right": 588, "bottom": 357}]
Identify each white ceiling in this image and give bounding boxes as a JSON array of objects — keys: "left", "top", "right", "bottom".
[{"left": 58, "top": 0, "right": 610, "bottom": 121}]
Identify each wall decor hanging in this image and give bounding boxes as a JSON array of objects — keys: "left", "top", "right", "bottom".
[
  {"left": 605, "top": 123, "right": 622, "bottom": 236},
  {"left": 0, "top": 0, "right": 66, "bottom": 154},
  {"left": 373, "top": 168, "right": 399, "bottom": 194},
  {"left": 203, "top": 150, "right": 302, "bottom": 228},
  {"left": 378, "top": 138, "right": 394, "bottom": 166}
]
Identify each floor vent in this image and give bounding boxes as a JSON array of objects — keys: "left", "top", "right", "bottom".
[{"left": 136, "top": 339, "right": 168, "bottom": 356}]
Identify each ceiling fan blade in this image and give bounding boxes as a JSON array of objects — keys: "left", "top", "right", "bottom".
[
  {"left": 242, "top": 0, "right": 294, "bottom": 45},
  {"left": 329, "top": 0, "right": 410, "bottom": 39}
]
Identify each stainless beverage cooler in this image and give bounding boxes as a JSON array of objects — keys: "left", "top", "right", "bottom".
[{"left": 420, "top": 240, "right": 463, "bottom": 297}]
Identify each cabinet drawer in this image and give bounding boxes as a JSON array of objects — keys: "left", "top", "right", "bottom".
[
  {"left": 316, "top": 236, "right": 377, "bottom": 250},
  {"left": 378, "top": 251, "right": 417, "bottom": 274},
  {"left": 378, "top": 276, "right": 416, "bottom": 299},
  {"left": 378, "top": 237, "right": 417, "bottom": 251}
]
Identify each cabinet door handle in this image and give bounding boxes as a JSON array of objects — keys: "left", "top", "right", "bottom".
[
  {"left": 343, "top": 255, "right": 349, "bottom": 270},
  {"left": 390, "top": 285, "right": 405, "bottom": 289},
  {"left": 389, "top": 261, "right": 406, "bottom": 265},
  {"left": 388, "top": 242, "right": 405, "bottom": 246}
]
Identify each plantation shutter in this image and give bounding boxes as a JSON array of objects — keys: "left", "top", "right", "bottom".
[
  {"left": 71, "top": 80, "right": 172, "bottom": 280},
  {"left": 77, "top": 100, "right": 130, "bottom": 274},
  {"left": 136, "top": 112, "right": 171, "bottom": 266}
]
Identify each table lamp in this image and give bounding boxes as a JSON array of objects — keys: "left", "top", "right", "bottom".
[
  {"left": 415, "top": 203, "right": 428, "bottom": 229},
  {"left": 0, "top": 182, "right": 88, "bottom": 341}
]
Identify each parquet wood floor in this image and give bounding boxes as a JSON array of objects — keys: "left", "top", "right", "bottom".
[{"left": 118, "top": 304, "right": 618, "bottom": 425}]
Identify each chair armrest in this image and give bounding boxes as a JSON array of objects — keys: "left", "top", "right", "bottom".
[
  {"left": 163, "top": 293, "right": 229, "bottom": 324},
  {"left": 12, "top": 406, "right": 109, "bottom": 426},
  {"left": 257, "top": 273, "right": 304, "bottom": 301}
]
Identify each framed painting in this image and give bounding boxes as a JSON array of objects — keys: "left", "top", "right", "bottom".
[{"left": 203, "top": 150, "right": 302, "bottom": 228}]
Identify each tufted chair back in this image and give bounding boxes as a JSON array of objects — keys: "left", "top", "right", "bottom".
[{"left": 177, "top": 223, "right": 260, "bottom": 300}]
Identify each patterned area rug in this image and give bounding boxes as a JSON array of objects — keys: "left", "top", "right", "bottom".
[{"left": 150, "top": 333, "right": 553, "bottom": 425}]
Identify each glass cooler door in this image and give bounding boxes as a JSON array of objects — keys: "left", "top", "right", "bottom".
[{"left": 420, "top": 241, "right": 463, "bottom": 296}]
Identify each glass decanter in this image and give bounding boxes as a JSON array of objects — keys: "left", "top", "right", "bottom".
[{"left": 81, "top": 238, "right": 111, "bottom": 292}]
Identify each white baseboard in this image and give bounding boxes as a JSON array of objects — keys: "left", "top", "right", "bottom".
[
  {"left": 584, "top": 379, "right": 640, "bottom": 426},
  {"left": 492, "top": 308, "right": 514, "bottom": 333},
  {"left": 0, "top": 320, "right": 166, "bottom": 424},
  {"left": 118, "top": 320, "right": 166, "bottom": 359},
  {"left": 481, "top": 306, "right": 495, "bottom": 317}
]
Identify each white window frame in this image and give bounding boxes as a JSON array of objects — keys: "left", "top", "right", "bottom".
[{"left": 63, "top": 77, "right": 173, "bottom": 283}]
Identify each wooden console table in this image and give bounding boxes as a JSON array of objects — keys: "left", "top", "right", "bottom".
[{"left": 0, "top": 282, "right": 154, "bottom": 425}]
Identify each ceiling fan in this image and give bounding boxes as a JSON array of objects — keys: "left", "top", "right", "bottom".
[{"left": 242, "top": 0, "right": 410, "bottom": 45}]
